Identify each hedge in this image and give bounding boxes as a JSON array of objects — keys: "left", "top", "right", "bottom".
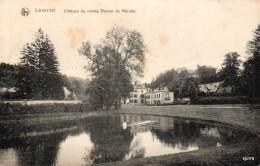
[
  {"left": 192, "top": 96, "right": 250, "bottom": 104},
  {"left": 0, "top": 103, "right": 94, "bottom": 116}
]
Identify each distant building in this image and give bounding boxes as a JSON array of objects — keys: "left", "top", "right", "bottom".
[
  {"left": 128, "top": 84, "right": 151, "bottom": 104},
  {"left": 63, "top": 87, "right": 76, "bottom": 100},
  {"left": 199, "top": 81, "right": 232, "bottom": 94},
  {"left": 0, "top": 87, "right": 16, "bottom": 94},
  {"left": 123, "top": 84, "right": 174, "bottom": 106},
  {"left": 0, "top": 87, "right": 17, "bottom": 99},
  {"left": 145, "top": 86, "right": 174, "bottom": 105},
  {"left": 144, "top": 89, "right": 154, "bottom": 105}
]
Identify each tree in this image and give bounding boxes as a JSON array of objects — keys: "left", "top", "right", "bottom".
[
  {"left": 17, "top": 28, "right": 64, "bottom": 99},
  {"left": 0, "top": 63, "right": 18, "bottom": 88},
  {"left": 242, "top": 25, "right": 260, "bottom": 100},
  {"left": 78, "top": 27, "right": 146, "bottom": 109},
  {"left": 0, "top": 63, "right": 19, "bottom": 99},
  {"left": 147, "top": 67, "right": 199, "bottom": 100},
  {"left": 178, "top": 77, "right": 199, "bottom": 100},
  {"left": 220, "top": 52, "right": 241, "bottom": 93},
  {"left": 196, "top": 65, "right": 218, "bottom": 84}
]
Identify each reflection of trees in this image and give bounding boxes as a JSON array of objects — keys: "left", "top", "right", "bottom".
[
  {"left": 152, "top": 118, "right": 258, "bottom": 151},
  {"left": 124, "top": 137, "right": 145, "bottom": 160},
  {"left": 16, "top": 133, "right": 66, "bottom": 166},
  {"left": 84, "top": 116, "right": 134, "bottom": 164},
  {"left": 0, "top": 119, "right": 87, "bottom": 166},
  {"left": 151, "top": 120, "right": 201, "bottom": 150},
  {"left": 0, "top": 130, "right": 69, "bottom": 166},
  {"left": 217, "top": 126, "right": 256, "bottom": 146}
]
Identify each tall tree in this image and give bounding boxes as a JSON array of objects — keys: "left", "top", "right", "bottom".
[
  {"left": 177, "top": 77, "right": 199, "bottom": 100},
  {"left": 220, "top": 52, "right": 241, "bottom": 93},
  {"left": 242, "top": 25, "right": 260, "bottom": 99},
  {"left": 18, "top": 28, "right": 64, "bottom": 99},
  {"left": 196, "top": 65, "right": 218, "bottom": 84},
  {"left": 78, "top": 27, "right": 146, "bottom": 109},
  {"left": 148, "top": 68, "right": 199, "bottom": 99}
]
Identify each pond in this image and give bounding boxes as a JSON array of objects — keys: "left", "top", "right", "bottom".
[{"left": 0, "top": 114, "right": 257, "bottom": 166}]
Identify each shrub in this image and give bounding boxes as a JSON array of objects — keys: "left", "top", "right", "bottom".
[
  {"left": 0, "top": 102, "right": 95, "bottom": 116},
  {"left": 192, "top": 96, "right": 249, "bottom": 104}
]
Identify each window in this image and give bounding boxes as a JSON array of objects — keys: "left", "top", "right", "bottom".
[
  {"left": 134, "top": 94, "right": 138, "bottom": 98},
  {"left": 130, "top": 94, "right": 133, "bottom": 98},
  {"left": 141, "top": 90, "right": 143, "bottom": 93},
  {"left": 141, "top": 94, "right": 144, "bottom": 98},
  {"left": 165, "top": 93, "right": 170, "bottom": 100},
  {"left": 134, "top": 99, "right": 138, "bottom": 103},
  {"left": 130, "top": 99, "right": 133, "bottom": 103},
  {"left": 159, "top": 93, "right": 160, "bottom": 99}
]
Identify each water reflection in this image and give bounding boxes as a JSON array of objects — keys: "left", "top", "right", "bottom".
[
  {"left": 57, "top": 133, "right": 93, "bottom": 166},
  {"left": 0, "top": 114, "right": 257, "bottom": 166}
]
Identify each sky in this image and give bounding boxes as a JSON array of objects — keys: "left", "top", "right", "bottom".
[{"left": 0, "top": 0, "right": 259, "bottom": 83}]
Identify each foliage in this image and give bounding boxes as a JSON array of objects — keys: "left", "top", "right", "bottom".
[
  {"left": 0, "top": 63, "right": 18, "bottom": 88},
  {"left": 17, "top": 28, "right": 64, "bottom": 99},
  {"left": 0, "top": 103, "right": 93, "bottom": 116},
  {"left": 219, "top": 52, "right": 241, "bottom": 93},
  {"left": 0, "top": 63, "right": 20, "bottom": 99},
  {"left": 192, "top": 96, "right": 249, "bottom": 104},
  {"left": 196, "top": 65, "right": 219, "bottom": 84},
  {"left": 242, "top": 24, "right": 260, "bottom": 100},
  {"left": 149, "top": 68, "right": 198, "bottom": 99},
  {"left": 150, "top": 69, "right": 180, "bottom": 90},
  {"left": 179, "top": 77, "right": 199, "bottom": 100},
  {"left": 62, "top": 75, "right": 90, "bottom": 100},
  {"left": 78, "top": 27, "right": 146, "bottom": 109}
]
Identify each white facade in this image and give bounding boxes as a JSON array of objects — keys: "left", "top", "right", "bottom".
[
  {"left": 123, "top": 85, "right": 174, "bottom": 106},
  {"left": 128, "top": 84, "right": 151, "bottom": 104},
  {"left": 145, "top": 87, "right": 174, "bottom": 105}
]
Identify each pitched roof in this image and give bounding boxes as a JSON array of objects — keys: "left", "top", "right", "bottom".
[
  {"left": 199, "top": 81, "right": 224, "bottom": 93},
  {"left": 134, "top": 84, "right": 146, "bottom": 89},
  {"left": 153, "top": 86, "right": 169, "bottom": 92}
]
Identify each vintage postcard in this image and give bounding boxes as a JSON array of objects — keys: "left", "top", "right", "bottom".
[{"left": 0, "top": 0, "right": 259, "bottom": 165}]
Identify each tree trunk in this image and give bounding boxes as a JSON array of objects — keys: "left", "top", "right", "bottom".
[
  {"left": 119, "top": 98, "right": 121, "bottom": 108},
  {"left": 115, "top": 101, "right": 119, "bottom": 109}
]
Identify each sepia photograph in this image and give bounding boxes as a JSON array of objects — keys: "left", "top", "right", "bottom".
[{"left": 0, "top": 0, "right": 259, "bottom": 165}]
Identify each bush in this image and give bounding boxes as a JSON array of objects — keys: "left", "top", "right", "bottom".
[
  {"left": 192, "top": 96, "right": 249, "bottom": 104},
  {"left": 198, "top": 92, "right": 245, "bottom": 97},
  {"left": 0, "top": 103, "right": 95, "bottom": 116}
]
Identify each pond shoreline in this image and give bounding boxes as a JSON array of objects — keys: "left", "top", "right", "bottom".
[
  {"left": 0, "top": 104, "right": 259, "bottom": 165},
  {"left": 106, "top": 105, "right": 260, "bottom": 166}
]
